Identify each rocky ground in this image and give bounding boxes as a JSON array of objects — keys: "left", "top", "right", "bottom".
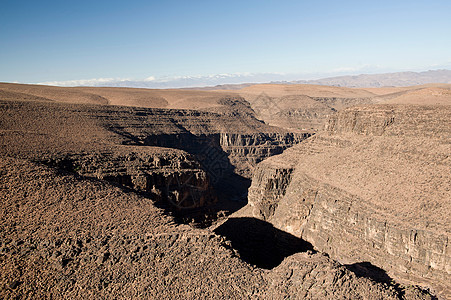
[
  {"left": 244, "top": 104, "right": 450, "bottom": 299},
  {"left": 1, "top": 82, "right": 449, "bottom": 299}
]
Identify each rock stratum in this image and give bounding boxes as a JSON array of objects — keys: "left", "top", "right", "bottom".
[
  {"left": 0, "top": 82, "right": 449, "bottom": 299},
  {"left": 246, "top": 104, "right": 450, "bottom": 298},
  {"left": 222, "top": 82, "right": 451, "bottom": 132}
]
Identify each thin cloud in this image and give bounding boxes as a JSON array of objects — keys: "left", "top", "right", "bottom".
[
  {"left": 38, "top": 77, "right": 131, "bottom": 87},
  {"left": 143, "top": 76, "right": 155, "bottom": 81},
  {"left": 36, "top": 73, "right": 285, "bottom": 88},
  {"left": 329, "top": 64, "right": 383, "bottom": 74}
]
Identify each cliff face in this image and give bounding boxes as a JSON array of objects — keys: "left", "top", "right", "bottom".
[
  {"left": 142, "top": 131, "right": 311, "bottom": 180},
  {"left": 324, "top": 107, "right": 395, "bottom": 136},
  {"left": 40, "top": 148, "right": 217, "bottom": 211},
  {"left": 247, "top": 160, "right": 294, "bottom": 220},
  {"left": 270, "top": 173, "right": 450, "bottom": 294},
  {"left": 219, "top": 132, "right": 310, "bottom": 178},
  {"left": 246, "top": 105, "right": 451, "bottom": 297}
]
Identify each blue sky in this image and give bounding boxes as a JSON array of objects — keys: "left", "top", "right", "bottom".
[{"left": 1, "top": 0, "right": 450, "bottom": 85}]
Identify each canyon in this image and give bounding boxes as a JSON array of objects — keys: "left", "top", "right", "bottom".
[{"left": 0, "top": 82, "right": 449, "bottom": 299}]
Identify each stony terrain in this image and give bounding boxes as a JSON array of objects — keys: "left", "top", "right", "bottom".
[
  {"left": 244, "top": 104, "right": 450, "bottom": 298},
  {"left": 0, "top": 82, "right": 448, "bottom": 299}
]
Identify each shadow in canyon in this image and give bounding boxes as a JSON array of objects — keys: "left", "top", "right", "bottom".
[
  {"left": 125, "top": 129, "right": 253, "bottom": 226},
  {"left": 41, "top": 153, "right": 250, "bottom": 228},
  {"left": 149, "top": 131, "right": 252, "bottom": 226},
  {"left": 214, "top": 217, "right": 315, "bottom": 269},
  {"left": 346, "top": 262, "right": 394, "bottom": 286},
  {"left": 345, "top": 262, "right": 438, "bottom": 299}
]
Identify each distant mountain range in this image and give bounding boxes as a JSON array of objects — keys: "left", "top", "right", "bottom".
[
  {"left": 38, "top": 69, "right": 451, "bottom": 89},
  {"left": 288, "top": 69, "right": 451, "bottom": 88},
  {"left": 187, "top": 69, "right": 451, "bottom": 90}
]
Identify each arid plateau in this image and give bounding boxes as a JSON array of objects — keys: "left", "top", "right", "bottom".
[{"left": 0, "top": 81, "right": 449, "bottom": 299}]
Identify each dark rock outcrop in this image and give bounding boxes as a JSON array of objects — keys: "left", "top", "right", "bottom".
[{"left": 40, "top": 149, "right": 217, "bottom": 210}]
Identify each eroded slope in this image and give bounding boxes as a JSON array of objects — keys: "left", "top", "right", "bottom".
[{"left": 246, "top": 104, "right": 450, "bottom": 298}]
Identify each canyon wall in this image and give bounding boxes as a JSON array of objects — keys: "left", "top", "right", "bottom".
[
  {"left": 41, "top": 149, "right": 217, "bottom": 211},
  {"left": 0, "top": 99, "right": 311, "bottom": 216},
  {"left": 247, "top": 105, "right": 451, "bottom": 297}
]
